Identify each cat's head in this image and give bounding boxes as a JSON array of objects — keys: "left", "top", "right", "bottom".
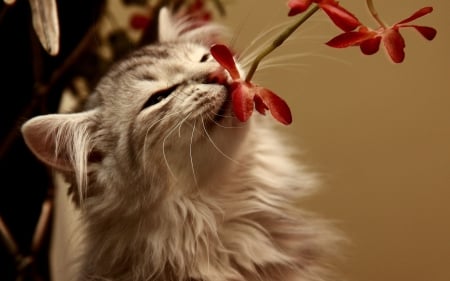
[{"left": 21, "top": 7, "right": 249, "bottom": 204}]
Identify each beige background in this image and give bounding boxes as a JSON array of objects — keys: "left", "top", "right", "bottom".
[
  {"left": 219, "top": 1, "right": 449, "bottom": 281},
  {"left": 52, "top": 1, "right": 449, "bottom": 281}
]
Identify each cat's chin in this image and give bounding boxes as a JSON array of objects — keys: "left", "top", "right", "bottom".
[
  {"left": 197, "top": 83, "right": 234, "bottom": 128},
  {"left": 212, "top": 96, "right": 231, "bottom": 124}
]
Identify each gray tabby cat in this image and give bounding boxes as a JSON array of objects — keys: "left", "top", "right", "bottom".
[{"left": 21, "top": 7, "right": 341, "bottom": 281}]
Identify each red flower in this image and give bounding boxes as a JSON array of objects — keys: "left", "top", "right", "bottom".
[
  {"left": 210, "top": 44, "right": 292, "bottom": 125},
  {"left": 129, "top": 1, "right": 212, "bottom": 31},
  {"left": 185, "top": 0, "right": 212, "bottom": 22},
  {"left": 288, "top": 0, "right": 361, "bottom": 32},
  {"left": 288, "top": 0, "right": 314, "bottom": 15},
  {"left": 326, "top": 7, "right": 437, "bottom": 63},
  {"left": 130, "top": 13, "right": 151, "bottom": 30}
]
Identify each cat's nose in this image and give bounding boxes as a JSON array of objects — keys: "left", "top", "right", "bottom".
[{"left": 206, "top": 67, "right": 229, "bottom": 85}]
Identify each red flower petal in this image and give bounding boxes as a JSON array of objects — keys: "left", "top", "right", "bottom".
[
  {"left": 402, "top": 25, "right": 437, "bottom": 41},
  {"left": 287, "top": 0, "right": 313, "bottom": 16},
  {"left": 257, "top": 88, "right": 292, "bottom": 125},
  {"left": 254, "top": 94, "right": 268, "bottom": 115},
  {"left": 130, "top": 13, "right": 150, "bottom": 30},
  {"left": 360, "top": 36, "right": 381, "bottom": 55},
  {"left": 231, "top": 82, "right": 255, "bottom": 122},
  {"left": 319, "top": 3, "right": 361, "bottom": 32},
  {"left": 210, "top": 44, "right": 241, "bottom": 80},
  {"left": 396, "top": 7, "right": 433, "bottom": 25},
  {"left": 188, "top": 0, "right": 205, "bottom": 12},
  {"left": 326, "top": 30, "right": 375, "bottom": 48},
  {"left": 382, "top": 29, "right": 406, "bottom": 63}
]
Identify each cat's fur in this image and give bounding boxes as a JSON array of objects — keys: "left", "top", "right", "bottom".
[{"left": 21, "top": 7, "right": 341, "bottom": 281}]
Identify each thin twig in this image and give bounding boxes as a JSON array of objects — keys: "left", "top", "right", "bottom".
[
  {"left": 0, "top": 216, "right": 19, "bottom": 256},
  {"left": 31, "top": 198, "right": 53, "bottom": 253},
  {"left": 37, "top": 24, "right": 100, "bottom": 97},
  {"left": 0, "top": 24, "right": 100, "bottom": 159}
]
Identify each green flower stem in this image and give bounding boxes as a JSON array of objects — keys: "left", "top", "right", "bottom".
[
  {"left": 366, "top": 0, "right": 387, "bottom": 28},
  {"left": 244, "top": 4, "right": 320, "bottom": 82}
]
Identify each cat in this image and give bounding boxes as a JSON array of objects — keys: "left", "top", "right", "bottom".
[{"left": 21, "top": 7, "right": 341, "bottom": 281}]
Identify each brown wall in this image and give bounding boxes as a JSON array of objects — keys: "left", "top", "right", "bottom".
[{"left": 221, "top": 1, "right": 449, "bottom": 281}]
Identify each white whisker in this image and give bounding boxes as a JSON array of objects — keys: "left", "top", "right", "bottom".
[
  {"left": 189, "top": 120, "right": 199, "bottom": 187},
  {"left": 162, "top": 113, "right": 192, "bottom": 180},
  {"left": 142, "top": 110, "right": 183, "bottom": 175},
  {"left": 200, "top": 117, "right": 241, "bottom": 165},
  {"left": 256, "top": 63, "right": 310, "bottom": 72},
  {"left": 261, "top": 52, "right": 314, "bottom": 65},
  {"left": 207, "top": 115, "right": 245, "bottom": 129},
  {"left": 238, "top": 20, "right": 294, "bottom": 60},
  {"left": 256, "top": 51, "right": 352, "bottom": 73},
  {"left": 307, "top": 52, "right": 354, "bottom": 65},
  {"left": 237, "top": 20, "right": 325, "bottom": 69}
]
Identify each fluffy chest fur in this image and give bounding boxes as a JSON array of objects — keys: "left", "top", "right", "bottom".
[{"left": 80, "top": 120, "right": 332, "bottom": 281}]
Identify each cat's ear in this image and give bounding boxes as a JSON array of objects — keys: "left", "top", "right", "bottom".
[
  {"left": 158, "top": 7, "right": 226, "bottom": 44},
  {"left": 21, "top": 110, "right": 98, "bottom": 172},
  {"left": 158, "top": 7, "right": 178, "bottom": 43}
]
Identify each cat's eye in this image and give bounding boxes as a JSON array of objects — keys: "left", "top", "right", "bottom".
[
  {"left": 141, "top": 84, "right": 179, "bottom": 110},
  {"left": 200, "top": 54, "right": 210, "bottom": 63}
]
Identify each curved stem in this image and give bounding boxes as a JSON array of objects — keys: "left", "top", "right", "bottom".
[
  {"left": 366, "top": 0, "right": 387, "bottom": 28},
  {"left": 245, "top": 5, "right": 320, "bottom": 82}
]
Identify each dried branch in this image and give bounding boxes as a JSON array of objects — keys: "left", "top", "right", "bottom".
[
  {"left": 0, "top": 216, "right": 19, "bottom": 257},
  {"left": 0, "top": 24, "right": 99, "bottom": 159}
]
